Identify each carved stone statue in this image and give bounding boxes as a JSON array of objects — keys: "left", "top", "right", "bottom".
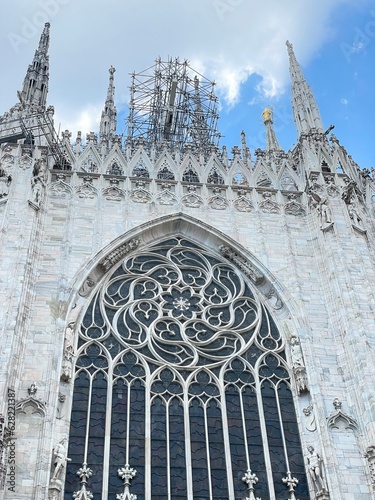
[
  {"left": 0, "top": 168, "right": 11, "bottom": 198},
  {"left": 306, "top": 446, "right": 328, "bottom": 492},
  {"left": 262, "top": 107, "right": 273, "bottom": 123},
  {"left": 31, "top": 173, "right": 46, "bottom": 206},
  {"left": 316, "top": 198, "right": 333, "bottom": 229},
  {"left": 290, "top": 336, "right": 304, "bottom": 368},
  {"left": 30, "top": 158, "right": 47, "bottom": 207},
  {"left": 348, "top": 198, "right": 362, "bottom": 228},
  {"left": 51, "top": 438, "right": 71, "bottom": 481},
  {"left": 61, "top": 346, "right": 74, "bottom": 382}
]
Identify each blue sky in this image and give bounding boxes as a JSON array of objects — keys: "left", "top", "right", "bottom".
[{"left": 0, "top": 0, "right": 374, "bottom": 168}]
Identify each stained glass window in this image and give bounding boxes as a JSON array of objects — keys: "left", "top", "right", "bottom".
[{"left": 65, "top": 237, "right": 310, "bottom": 499}]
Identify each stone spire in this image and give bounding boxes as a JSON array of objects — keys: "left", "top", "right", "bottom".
[
  {"left": 286, "top": 40, "right": 324, "bottom": 135},
  {"left": 262, "top": 107, "right": 280, "bottom": 150},
  {"left": 17, "top": 22, "right": 50, "bottom": 110},
  {"left": 100, "top": 66, "right": 117, "bottom": 143}
]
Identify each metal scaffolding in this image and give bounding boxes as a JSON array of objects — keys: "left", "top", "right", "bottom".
[
  {"left": 0, "top": 111, "right": 69, "bottom": 169},
  {"left": 126, "top": 57, "right": 221, "bottom": 156}
]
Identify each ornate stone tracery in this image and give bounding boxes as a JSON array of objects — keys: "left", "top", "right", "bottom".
[{"left": 64, "top": 236, "right": 310, "bottom": 499}]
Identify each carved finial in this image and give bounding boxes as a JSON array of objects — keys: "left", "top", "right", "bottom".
[
  {"left": 242, "top": 469, "right": 261, "bottom": 500},
  {"left": 72, "top": 463, "right": 93, "bottom": 499},
  {"left": 28, "top": 382, "right": 37, "bottom": 396},
  {"left": 117, "top": 464, "right": 137, "bottom": 500},
  {"left": 333, "top": 398, "right": 342, "bottom": 411},
  {"left": 282, "top": 471, "right": 299, "bottom": 499}
]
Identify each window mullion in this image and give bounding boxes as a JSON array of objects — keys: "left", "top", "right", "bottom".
[
  {"left": 274, "top": 381, "right": 291, "bottom": 472},
  {"left": 256, "top": 377, "right": 276, "bottom": 499},
  {"left": 84, "top": 374, "right": 93, "bottom": 465},
  {"left": 144, "top": 373, "right": 151, "bottom": 500},
  {"left": 166, "top": 399, "right": 171, "bottom": 500},
  {"left": 125, "top": 379, "right": 131, "bottom": 465},
  {"left": 220, "top": 383, "right": 235, "bottom": 499},
  {"left": 239, "top": 388, "right": 251, "bottom": 470},
  {"left": 184, "top": 388, "right": 194, "bottom": 500},
  {"left": 203, "top": 401, "right": 213, "bottom": 499},
  {"left": 102, "top": 369, "right": 112, "bottom": 499}
]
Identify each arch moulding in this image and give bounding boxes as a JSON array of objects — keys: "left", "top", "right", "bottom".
[{"left": 66, "top": 212, "right": 311, "bottom": 341}]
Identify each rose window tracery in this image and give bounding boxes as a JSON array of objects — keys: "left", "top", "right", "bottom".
[{"left": 65, "top": 237, "right": 310, "bottom": 499}]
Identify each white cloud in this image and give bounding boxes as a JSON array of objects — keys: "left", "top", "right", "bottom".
[
  {"left": 0, "top": 0, "right": 370, "bottom": 137},
  {"left": 341, "top": 98, "right": 349, "bottom": 105}
]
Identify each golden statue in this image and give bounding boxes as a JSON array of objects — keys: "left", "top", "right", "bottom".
[{"left": 262, "top": 107, "right": 273, "bottom": 123}]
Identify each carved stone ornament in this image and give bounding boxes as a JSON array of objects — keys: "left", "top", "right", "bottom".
[
  {"left": 364, "top": 445, "right": 375, "bottom": 493},
  {"left": 117, "top": 463, "right": 137, "bottom": 500},
  {"left": 100, "top": 238, "right": 140, "bottom": 272},
  {"left": 219, "top": 245, "right": 264, "bottom": 285},
  {"left": 242, "top": 468, "right": 261, "bottom": 500},
  {"left": 48, "top": 179, "right": 73, "bottom": 198},
  {"left": 259, "top": 197, "right": 280, "bottom": 214},
  {"left": 341, "top": 179, "right": 357, "bottom": 204},
  {"left": 72, "top": 462, "right": 93, "bottom": 499},
  {"left": 75, "top": 182, "right": 98, "bottom": 199},
  {"left": 265, "top": 286, "right": 283, "bottom": 310},
  {"left": 327, "top": 398, "right": 357, "bottom": 431},
  {"left": 181, "top": 191, "right": 204, "bottom": 208},
  {"left": 284, "top": 200, "right": 306, "bottom": 216},
  {"left": 326, "top": 181, "right": 340, "bottom": 198},
  {"left": 282, "top": 470, "right": 299, "bottom": 500},
  {"left": 16, "top": 387, "right": 46, "bottom": 417},
  {"left": 102, "top": 185, "right": 125, "bottom": 201},
  {"left": 129, "top": 187, "right": 152, "bottom": 203},
  {"left": 208, "top": 193, "right": 229, "bottom": 210},
  {"left": 306, "top": 446, "right": 329, "bottom": 496},
  {"left": 303, "top": 404, "right": 317, "bottom": 432},
  {"left": 233, "top": 196, "right": 254, "bottom": 212},
  {"left": 293, "top": 365, "right": 309, "bottom": 394},
  {"left": 155, "top": 187, "right": 177, "bottom": 206},
  {"left": 78, "top": 276, "right": 96, "bottom": 298},
  {"left": 0, "top": 153, "right": 15, "bottom": 168}
]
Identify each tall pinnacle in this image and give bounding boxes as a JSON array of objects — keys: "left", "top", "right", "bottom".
[
  {"left": 100, "top": 66, "right": 117, "bottom": 142},
  {"left": 18, "top": 22, "right": 50, "bottom": 110},
  {"left": 262, "top": 108, "right": 280, "bottom": 150},
  {"left": 286, "top": 41, "right": 324, "bottom": 136}
]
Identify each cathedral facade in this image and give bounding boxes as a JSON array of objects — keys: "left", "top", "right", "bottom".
[{"left": 0, "top": 23, "right": 375, "bottom": 500}]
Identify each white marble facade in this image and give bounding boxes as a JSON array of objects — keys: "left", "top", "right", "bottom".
[{"left": 0, "top": 24, "right": 375, "bottom": 500}]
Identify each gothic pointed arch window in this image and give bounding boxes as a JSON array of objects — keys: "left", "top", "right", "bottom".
[
  {"left": 157, "top": 163, "right": 175, "bottom": 180},
  {"left": 207, "top": 166, "right": 224, "bottom": 185},
  {"left": 106, "top": 161, "right": 123, "bottom": 176},
  {"left": 132, "top": 163, "right": 150, "bottom": 178},
  {"left": 182, "top": 165, "right": 200, "bottom": 183},
  {"left": 65, "top": 237, "right": 310, "bottom": 499}
]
